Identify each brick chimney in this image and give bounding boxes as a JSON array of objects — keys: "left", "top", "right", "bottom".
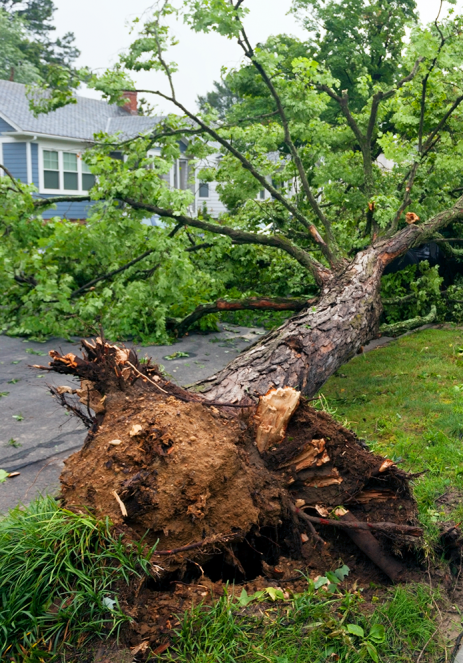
[{"left": 122, "top": 90, "right": 138, "bottom": 115}]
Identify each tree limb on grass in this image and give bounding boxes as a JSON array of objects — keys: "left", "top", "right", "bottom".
[{"left": 379, "top": 305, "right": 437, "bottom": 336}]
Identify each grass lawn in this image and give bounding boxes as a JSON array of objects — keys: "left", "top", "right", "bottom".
[
  {"left": 3, "top": 327, "right": 463, "bottom": 662},
  {"left": 320, "top": 326, "right": 463, "bottom": 542}
]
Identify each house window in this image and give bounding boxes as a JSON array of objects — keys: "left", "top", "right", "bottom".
[
  {"left": 82, "top": 161, "right": 95, "bottom": 191},
  {"left": 41, "top": 149, "right": 95, "bottom": 193},
  {"left": 199, "top": 182, "right": 209, "bottom": 198},
  {"left": 43, "top": 150, "right": 60, "bottom": 190},
  {"left": 259, "top": 189, "right": 265, "bottom": 199},
  {"left": 63, "top": 152, "right": 78, "bottom": 190}
]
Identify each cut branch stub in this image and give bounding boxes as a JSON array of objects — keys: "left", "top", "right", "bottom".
[{"left": 255, "top": 387, "right": 301, "bottom": 453}]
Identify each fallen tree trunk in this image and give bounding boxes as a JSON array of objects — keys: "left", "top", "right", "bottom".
[
  {"left": 195, "top": 224, "right": 455, "bottom": 403},
  {"left": 37, "top": 339, "right": 421, "bottom": 585}
]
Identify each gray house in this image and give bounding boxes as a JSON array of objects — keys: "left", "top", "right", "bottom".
[{"left": 0, "top": 80, "right": 225, "bottom": 220}]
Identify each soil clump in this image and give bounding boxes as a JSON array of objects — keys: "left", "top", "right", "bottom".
[{"left": 34, "top": 338, "right": 428, "bottom": 653}]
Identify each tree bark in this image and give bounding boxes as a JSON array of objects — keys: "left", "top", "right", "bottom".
[
  {"left": 198, "top": 245, "right": 386, "bottom": 403},
  {"left": 198, "top": 222, "right": 450, "bottom": 403}
]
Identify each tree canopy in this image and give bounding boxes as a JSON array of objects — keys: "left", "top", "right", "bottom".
[
  {"left": 2, "top": 0, "right": 463, "bottom": 342},
  {"left": 0, "top": 0, "right": 79, "bottom": 83}
]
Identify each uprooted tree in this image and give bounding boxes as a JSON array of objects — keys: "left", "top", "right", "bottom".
[
  {"left": 5, "top": 0, "right": 463, "bottom": 581},
  {"left": 4, "top": 0, "right": 463, "bottom": 388}
]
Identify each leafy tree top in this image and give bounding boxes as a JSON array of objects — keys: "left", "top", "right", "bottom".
[
  {"left": 0, "top": 0, "right": 79, "bottom": 82},
  {"left": 7, "top": 0, "right": 463, "bottom": 289}
]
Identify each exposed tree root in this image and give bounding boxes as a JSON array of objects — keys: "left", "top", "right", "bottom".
[{"left": 38, "top": 338, "right": 422, "bottom": 585}]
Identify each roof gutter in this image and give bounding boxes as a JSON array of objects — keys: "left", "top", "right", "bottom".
[{"left": 2, "top": 131, "right": 95, "bottom": 144}]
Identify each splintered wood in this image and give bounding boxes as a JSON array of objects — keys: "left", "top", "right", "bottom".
[
  {"left": 278, "top": 438, "right": 330, "bottom": 472},
  {"left": 255, "top": 387, "right": 301, "bottom": 453}
]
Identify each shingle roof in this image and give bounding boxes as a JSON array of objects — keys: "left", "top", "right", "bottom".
[{"left": 0, "top": 80, "right": 163, "bottom": 141}]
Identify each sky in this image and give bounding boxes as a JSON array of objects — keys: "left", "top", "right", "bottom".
[{"left": 52, "top": 0, "right": 462, "bottom": 114}]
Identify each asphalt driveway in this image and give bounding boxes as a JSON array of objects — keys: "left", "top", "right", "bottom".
[{"left": 0, "top": 324, "right": 267, "bottom": 513}]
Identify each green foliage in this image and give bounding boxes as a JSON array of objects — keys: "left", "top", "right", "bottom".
[
  {"left": 0, "top": 0, "right": 79, "bottom": 81},
  {"left": 381, "top": 261, "right": 444, "bottom": 324},
  {"left": 0, "top": 8, "right": 42, "bottom": 83},
  {"left": 161, "top": 580, "right": 442, "bottom": 662},
  {"left": 4, "top": 0, "right": 463, "bottom": 340},
  {"left": 0, "top": 496, "right": 157, "bottom": 661}
]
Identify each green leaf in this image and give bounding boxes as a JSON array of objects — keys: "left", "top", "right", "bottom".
[
  {"left": 265, "top": 587, "right": 285, "bottom": 601},
  {"left": 12, "top": 414, "right": 24, "bottom": 421},
  {"left": 325, "top": 571, "right": 341, "bottom": 584},
  {"left": 365, "top": 641, "right": 379, "bottom": 662},
  {"left": 0, "top": 392, "right": 10, "bottom": 398},
  {"left": 347, "top": 624, "right": 365, "bottom": 638},
  {"left": 0, "top": 470, "right": 9, "bottom": 483},
  {"left": 314, "top": 576, "right": 329, "bottom": 589},
  {"left": 8, "top": 378, "right": 20, "bottom": 384},
  {"left": 25, "top": 348, "right": 47, "bottom": 356},
  {"left": 369, "top": 624, "right": 385, "bottom": 643},
  {"left": 238, "top": 588, "right": 252, "bottom": 606},
  {"left": 334, "top": 565, "right": 350, "bottom": 581},
  {"left": 164, "top": 351, "right": 190, "bottom": 360}
]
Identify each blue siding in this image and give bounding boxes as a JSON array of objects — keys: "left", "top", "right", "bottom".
[
  {"left": 31, "top": 142, "right": 39, "bottom": 187},
  {"left": 39, "top": 198, "right": 96, "bottom": 220},
  {"left": 0, "top": 116, "right": 15, "bottom": 133},
  {"left": 3, "top": 142, "right": 27, "bottom": 182}
]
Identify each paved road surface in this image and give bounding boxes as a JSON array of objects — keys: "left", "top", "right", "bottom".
[{"left": 0, "top": 325, "right": 268, "bottom": 513}]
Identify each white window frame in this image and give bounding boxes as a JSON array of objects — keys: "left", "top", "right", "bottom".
[{"left": 39, "top": 145, "right": 94, "bottom": 195}]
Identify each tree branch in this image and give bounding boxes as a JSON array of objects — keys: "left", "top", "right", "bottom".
[
  {"left": 133, "top": 87, "right": 333, "bottom": 263},
  {"left": 70, "top": 249, "right": 159, "bottom": 299},
  {"left": 33, "top": 195, "right": 91, "bottom": 209},
  {"left": 167, "top": 296, "right": 317, "bottom": 336},
  {"left": 0, "top": 163, "right": 25, "bottom": 194},
  {"left": 122, "top": 197, "right": 332, "bottom": 284},
  {"left": 235, "top": 26, "right": 338, "bottom": 263}
]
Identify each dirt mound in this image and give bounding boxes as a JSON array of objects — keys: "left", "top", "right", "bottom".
[{"left": 37, "top": 338, "right": 421, "bottom": 587}]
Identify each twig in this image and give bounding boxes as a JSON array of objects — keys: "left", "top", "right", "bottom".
[
  {"left": 126, "top": 361, "right": 168, "bottom": 393},
  {"left": 70, "top": 250, "right": 158, "bottom": 299},
  {"left": 303, "top": 517, "right": 327, "bottom": 546},
  {"left": 152, "top": 532, "right": 242, "bottom": 556},
  {"left": 291, "top": 505, "right": 423, "bottom": 537},
  {"left": 112, "top": 490, "right": 128, "bottom": 517},
  {"left": 416, "top": 629, "right": 438, "bottom": 663}
]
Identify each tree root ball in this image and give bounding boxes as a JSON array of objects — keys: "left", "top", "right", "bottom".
[{"left": 45, "top": 339, "right": 421, "bottom": 583}]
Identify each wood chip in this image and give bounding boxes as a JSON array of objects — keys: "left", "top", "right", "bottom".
[
  {"left": 108, "top": 439, "right": 122, "bottom": 446},
  {"left": 303, "top": 468, "right": 343, "bottom": 487},
  {"left": 295, "top": 499, "right": 305, "bottom": 508},
  {"left": 131, "top": 641, "right": 149, "bottom": 655},
  {"left": 379, "top": 459, "right": 395, "bottom": 473},
  {"left": 315, "top": 504, "right": 329, "bottom": 517},
  {"left": 255, "top": 386, "right": 301, "bottom": 453},
  {"left": 278, "top": 439, "right": 329, "bottom": 471},
  {"left": 129, "top": 424, "right": 143, "bottom": 437},
  {"left": 301, "top": 533, "right": 309, "bottom": 543},
  {"left": 8, "top": 472, "right": 20, "bottom": 478},
  {"left": 353, "top": 489, "right": 397, "bottom": 503},
  {"left": 112, "top": 490, "right": 128, "bottom": 517},
  {"left": 55, "top": 386, "right": 75, "bottom": 395}
]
